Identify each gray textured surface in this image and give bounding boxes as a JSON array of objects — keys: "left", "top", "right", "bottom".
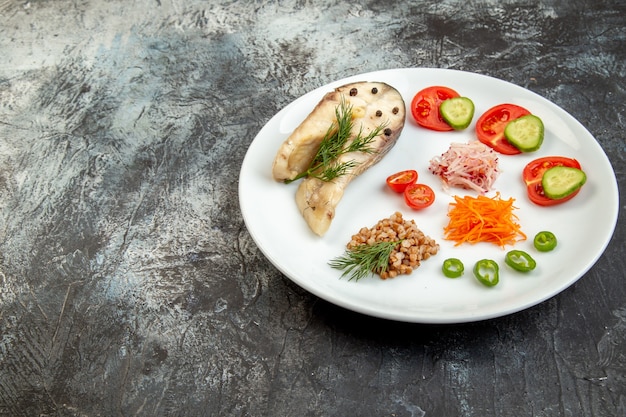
[{"left": 0, "top": 0, "right": 624, "bottom": 416}]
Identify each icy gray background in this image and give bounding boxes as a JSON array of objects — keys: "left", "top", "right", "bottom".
[{"left": 1, "top": 0, "right": 624, "bottom": 416}]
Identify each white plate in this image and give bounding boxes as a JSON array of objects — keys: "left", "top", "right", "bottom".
[{"left": 239, "top": 68, "right": 619, "bottom": 323}]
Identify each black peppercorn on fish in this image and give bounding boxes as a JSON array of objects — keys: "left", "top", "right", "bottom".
[{"left": 272, "top": 81, "right": 406, "bottom": 236}]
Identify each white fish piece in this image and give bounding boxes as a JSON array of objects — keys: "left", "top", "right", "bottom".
[{"left": 272, "top": 81, "right": 406, "bottom": 236}]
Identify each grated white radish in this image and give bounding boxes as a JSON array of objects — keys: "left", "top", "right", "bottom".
[{"left": 428, "top": 141, "right": 500, "bottom": 193}]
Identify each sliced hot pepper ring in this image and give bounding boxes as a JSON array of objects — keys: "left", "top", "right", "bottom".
[
  {"left": 442, "top": 258, "right": 464, "bottom": 278},
  {"left": 473, "top": 259, "right": 499, "bottom": 287},
  {"left": 533, "top": 231, "right": 557, "bottom": 252},
  {"left": 505, "top": 250, "right": 537, "bottom": 273}
]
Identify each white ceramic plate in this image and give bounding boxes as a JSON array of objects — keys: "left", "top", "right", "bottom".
[{"left": 239, "top": 68, "right": 619, "bottom": 323}]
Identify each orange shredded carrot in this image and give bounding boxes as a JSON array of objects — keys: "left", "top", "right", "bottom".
[{"left": 443, "top": 193, "right": 526, "bottom": 247}]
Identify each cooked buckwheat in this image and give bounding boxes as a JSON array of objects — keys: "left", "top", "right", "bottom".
[{"left": 347, "top": 212, "right": 439, "bottom": 279}]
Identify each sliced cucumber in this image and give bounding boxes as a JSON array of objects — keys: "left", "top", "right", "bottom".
[
  {"left": 504, "top": 114, "right": 544, "bottom": 152},
  {"left": 439, "top": 97, "right": 475, "bottom": 130},
  {"left": 542, "top": 166, "right": 586, "bottom": 199}
]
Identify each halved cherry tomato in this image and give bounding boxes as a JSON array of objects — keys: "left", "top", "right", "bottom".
[
  {"left": 411, "top": 86, "right": 460, "bottom": 131},
  {"left": 523, "top": 156, "right": 582, "bottom": 206},
  {"left": 386, "top": 170, "right": 418, "bottom": 193},
  {"left": 475, "top": 104, "right": 531, "bottom": 155},
  {"left": 404, "top": 183, "right": 435, "bottom": 209}
]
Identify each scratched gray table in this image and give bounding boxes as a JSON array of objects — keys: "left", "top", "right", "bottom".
[{"left": 1, "top": 1, "right": 624, "bottom": 416}]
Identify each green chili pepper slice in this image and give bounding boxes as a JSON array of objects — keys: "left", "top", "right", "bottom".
[
  {"left": 473, "top": 259, "right": 499, "bottom": 287},
  {"left": 442, "top": 258, "right": 464, "bottom": 278},
  {"left": 505, "top": 250, "right": 537, "bottom": 272},
  {"left": 534, "top": 231, "right": 557, "bottom": 252}
]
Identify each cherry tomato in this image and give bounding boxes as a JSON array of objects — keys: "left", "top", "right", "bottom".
[
  {"left": 522, "top": 156, "right": 582, "bottom": 206},
  {"left": 404, "top": 183, "right": 435, "bottom": 209},
  {"left": 411, "top": 86, "right": 460, "bottom": 131},
  {"left": 386, "top": 170, "right": 418, "bottom": 193},
  {"left": 475, "top": 104, "right": 531, "bottom": 155}
]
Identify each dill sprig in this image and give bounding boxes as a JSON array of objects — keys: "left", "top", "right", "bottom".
[
  {"left": 284, "top": 98, "right": 387, "bottom": 184},
  {"left": 328, "top": 240, "right": 402, "bottom": 281}
]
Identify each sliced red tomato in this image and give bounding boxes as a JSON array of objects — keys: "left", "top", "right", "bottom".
[
  {"left": 386, "top": 170, "right": 418, "bottom": 193},
  {"left": 475, "top": 104, "right": 531, "bottom": 155},
  {"left": 523, "top": 156, "right": 582, "bottom": 206},
  {"left": 404, "top": 183, "right": 435, "bottom": 209},
  {"left": 411, "top": 86, "right": 460, "bottom": 131}
]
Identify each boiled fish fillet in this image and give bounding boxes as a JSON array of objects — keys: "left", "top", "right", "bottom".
[{"left": 272, "top": 81, "right": 406, "bottom": 236}]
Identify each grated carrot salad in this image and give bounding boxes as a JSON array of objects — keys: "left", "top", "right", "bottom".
[{"left": 443, "top": 193, "right": 526, "bottom": 247}]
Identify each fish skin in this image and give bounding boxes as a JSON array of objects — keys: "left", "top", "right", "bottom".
[{"left": 272, "top": 81, "right": 405, "bottom": 236}]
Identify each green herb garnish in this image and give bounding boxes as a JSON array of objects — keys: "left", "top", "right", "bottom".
[
  {"left": 329, "top": 240, "right": 401, "bottom": 281},
  {"left": 285, "top": 98, "right": 387, "bottom": 183}
]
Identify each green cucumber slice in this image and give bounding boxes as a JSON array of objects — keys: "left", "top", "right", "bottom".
[
  {"left": 439, "top": 97, "right": 475, "bottom": 130},
  {"left": 541, "top": 166, "right": 586, "bottom": 199},
  {"left": 504, "top": 114, "right": 544, "bottom": 152}
]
